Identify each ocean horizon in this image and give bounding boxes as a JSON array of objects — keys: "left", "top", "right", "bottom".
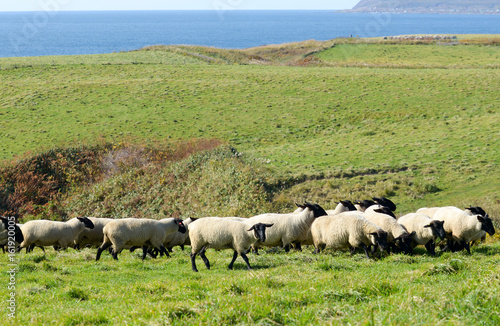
[{"left": 0, "top": 10, "right": 498, "bottom": 58}]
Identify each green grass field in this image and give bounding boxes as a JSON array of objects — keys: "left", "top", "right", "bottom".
[
  {"left": 1, "top": 35, "right": 499, "bottom": 325},
  {"left": 2, "top": 243, "right": 500, "bottom": 325}
]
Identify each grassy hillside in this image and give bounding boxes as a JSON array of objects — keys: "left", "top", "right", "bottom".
[
  {"left": 1, "top": 37, "right": 499, "bottom": 215},
  {"left": 0, "top": 35, "right": 500, "bottom": 326}
]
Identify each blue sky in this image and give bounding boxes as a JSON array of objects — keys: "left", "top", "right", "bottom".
[{"left": 0, "top": 0, "right": 360, "bottom": 11}]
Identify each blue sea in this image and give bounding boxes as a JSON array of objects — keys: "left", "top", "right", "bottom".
[{"left": 0, "top": 10, "right": 498, "bottom": 57}]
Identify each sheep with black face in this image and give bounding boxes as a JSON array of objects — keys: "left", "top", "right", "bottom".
[
  {"left": 397, "top": 213, "right": 445, "bottom": 256},
  {"left": 311, "top": 211, "right": 388, "bottom": 259},
  {"left": 188, "top": 217, "right": 273, "bottom": 272}
]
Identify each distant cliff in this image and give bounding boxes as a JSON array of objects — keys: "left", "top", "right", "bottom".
[{"left": 346, "top": 0, "right": 500, "bottom": 14}]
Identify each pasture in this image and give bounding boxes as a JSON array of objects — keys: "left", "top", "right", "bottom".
[{"left": 0, "top": 35, "right": 499, "bottom": 324}]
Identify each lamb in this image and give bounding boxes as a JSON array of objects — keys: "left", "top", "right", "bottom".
[
  {"left": 188, "top": 217, "right": 273, "bottom": 272},
  {"left": 397, "top": 213, "right": 445, "bottom": 255},
  {"left": 74, "top": 217, "right": 115, "bottom": 249},
  {"left": 96, "top": 218, "right": 186, "bottom": 261},
  {"left": 311, "top": 212, "right": 388, "bottom": 259},
  {"left": 19, "top": 217, "right": 95, "bottom": 252},
  {"left": 433, "top": 206, "right": 495, "bottom": 254},
  {"left": 246, "top": 202, "right": 327, "bottom": 252},
  {"left": 163, "top": 217, "right": 198, "bottom": 251},
  {"left": 364, "top": 209, "right": 415, "bottom": 254}
]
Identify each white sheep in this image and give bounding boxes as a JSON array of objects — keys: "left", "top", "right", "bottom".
[
  {"left": 416, "top": 207, "right": 441, "bottom": 218},
  {"left": 364, "top": 208, "right": 415, "bottom": 254},
  {"left": 188, "top": 217, "right": 273, "bottom": 272},
  {"left": 96, "top": 218, "right": 186, "bottom": 260},
  {"left": 301, "top": 200, "right": 356, "bottom": 246},
  {"left": 19, "top": 217, "right": 95, "bottom": 252},
  {"left": 163, "top": 217, "right": 198, "bottom": 251},
  {"left": 247, "top": 202, "right": 327, "bottom": 252},
  {"left": 433, "top": 206, "right": 495, "bottom": 254},
  {"left": 397, "top": 213, "right": 445, "bottom": 255},
  {"left": 311, "top": 211, "right": 388, "bottom": 258},
  {"left": 74, "top": 217, "right": 115, "bottom": 249}
]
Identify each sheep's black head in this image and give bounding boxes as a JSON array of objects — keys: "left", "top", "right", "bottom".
[
  {"left": 478, "top": 215, "right": 495, "bottom": 236},
  {"left": 395, "top": 231, "right": 415, "bottom": 255},
  {"left": 373, "top": 197, "right": 397, "bottom": 212},
  {"left": 340, "top": 200, "right": 357, "bottom": 211},
  {"left": 425, "top": 220, "right": 446, "bottom": 239},
  {"left": 370, "top": 230, "right": 388, "bottom": 253},
  {"left": 304, "top": 202, "right": 327, "bottom": 218},
  {"left": 14, "top": 224, "right": 24, "bottom": 243},
  {"left": 248, "top": 223, "right": 273, "bottom": 243},
  {"left": 355, "top": 200, "right": 376, "bottom": 211},
  {"left": 465, "top": 206, "right": 487, "bottom": 217},
  {"left": 77, "top": 217, "right": 95, "bottom": 229},
  {"left": 374, "top": 207, "right": 397, "bottom": 219},
  {"left": 174, "top": 218, "right": 187, "bottom": 234}
]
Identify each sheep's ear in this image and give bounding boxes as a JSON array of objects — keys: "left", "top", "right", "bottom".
[
  {"left": 247, "top": 225, "right": 256, "bottom": 231},
  {"left": 477, "top": 215, "right": 484, "bottom": 222},
  {"left": 369, "top": 232, "right": 378, "bottom": 236},
  {"left": 424, "top": 224, "right": 432, "bottom": 228},
  {"left": 374, "top": 208, "right": 384, "bottom": 214},
  {"left": 264, "top": 223, "right": 274, "bottom": 228},
  {"left": 410, "top": 231, "right": 416, "bottom": 236},
  {"left": 190, "top": 217, "right": 198, "bottom": 221}
]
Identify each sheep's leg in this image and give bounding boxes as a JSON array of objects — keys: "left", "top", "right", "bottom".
[
  {"left": 313, "top": 243, "right": 321, "bottom": 254},
  {"left": 284, "top": 244, "right": 291, "bottom": 253},
  {"left": 425, "top": 240, "right": 436, "bottom": 256},
  {"left": 350, "top": 247, "right": 356, "bottom": 255},
  {"left": 190, "top": 252, "right": 199, "bottom": 272},
  {"left": 294, "top": 242, "right": 302, "bottom": 252},
  {"left": 158, "top": 245, "right": 170, "bottom": 258},
  {"left": 200, "top": 247, "right": 210, "bottom": 270},
  {"left": 180, "top": 245, "right": 184, "bottom": 251},
  {"left": 252, "top": 246, "right": 259, "bottom": 255},
  {"left": 360, "top": 244, "right": 371, "bottom": 259},
  {"left": 463, "top": 241, "right": 471, "bottom": 254},
  {"left": 96, "top": 242, "right": 112, "bottom": 261},
  {"left": 141, "top": 246, "right": 149, "bottom": 260},
  {"left": 111, "top": 249, "right": 119, "bottom": 260},
  {"left": 228, "top": 250, "right": 238, "bottom": 270},
  {"left": 147, "top": 248, "right": 158, "bottom": 259},
  {"left": 240, "top": 252, "right": 252, "bottom": 270}
]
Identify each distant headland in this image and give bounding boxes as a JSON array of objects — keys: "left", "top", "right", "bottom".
[{"left": 343, "top": 0, "right": 500, "bottom": 14}]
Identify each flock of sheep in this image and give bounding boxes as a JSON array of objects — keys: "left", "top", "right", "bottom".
[{"left": 0, "top": 196, "right": 496, "bottom": 272}]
